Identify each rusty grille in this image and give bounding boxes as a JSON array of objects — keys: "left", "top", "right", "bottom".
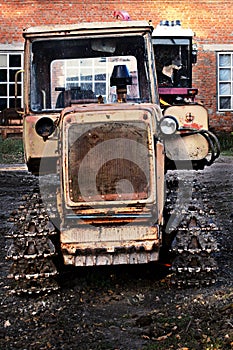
[{"left": 67, "top": 121, "right": 152, "bottom": 203}]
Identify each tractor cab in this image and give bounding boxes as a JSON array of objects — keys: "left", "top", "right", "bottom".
[{"left": 152, "top": 20, "right": 198, "bottom": 106}]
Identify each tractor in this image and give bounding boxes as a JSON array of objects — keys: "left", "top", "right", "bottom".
[{"left": 7, "top": 20, "right": 219, "bottom": 293}]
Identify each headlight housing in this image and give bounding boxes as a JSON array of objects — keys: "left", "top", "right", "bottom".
[
  {"left": 35, "top": 117, "right": 55, "bottom": 140},
  {"left": 159, "top": 116, "right": 178, "bottom": 135}
]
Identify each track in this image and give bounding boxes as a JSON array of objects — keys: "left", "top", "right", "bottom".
[
  {"left": 5, "top": 169, "right": 220, "bottom": 294},
  {"left": 164, "top": 171, "right": 219, "bottom": 287}
]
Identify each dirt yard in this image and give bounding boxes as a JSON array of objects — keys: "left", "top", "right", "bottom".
[{"left": 0, "top": 157, "right": 232, "bottom": 350}]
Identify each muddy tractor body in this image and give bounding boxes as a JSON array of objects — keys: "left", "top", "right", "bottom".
[
  {"left": 7, "top": 20, "right": 220, "bottom": 293},
  {"left": 20, "top": 21, "right": 166, "bottom": 266}
]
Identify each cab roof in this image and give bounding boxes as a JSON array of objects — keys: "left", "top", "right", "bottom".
[
  {"left": 23, "top": 20, "right": 153, "bottom": 38},
  {"left": 152, "top": 23, "right": 194, "bottom": 38}
]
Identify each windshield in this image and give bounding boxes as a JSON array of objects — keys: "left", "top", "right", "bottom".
[
  {"left": 153, "top": 38, "right": 192, "bottom": 88},
  {"left": 30, "top": 35, "right": 151, "bottom": 112}
]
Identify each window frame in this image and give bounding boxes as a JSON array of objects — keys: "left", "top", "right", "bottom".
[
  {"left": 217, "top": 52, "right": 233, "bottom": 111},
  {"left": 0, "top": 51, "right": 23, "bottom": 112}
]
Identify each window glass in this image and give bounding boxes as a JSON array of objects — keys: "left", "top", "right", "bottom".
[
  {"left": 153, "top": 38, "right": 191, "bottom": 88},
  {"left": 80, "top": 69, "right": 92, "bottom": 81},
  {"left": 95, "top": 82, "right": 106, "bottom": 95},
  {"left": 80, "top": 82, "right": 93, "bottom": 91},
  {"left": 9, "top": 98, "right": 16, "bottom": 108},
  {"left": 219, "top": 68, "right": 231, "bottom": 81},
  {"left": 220, "top": 97, "right": 231, "bottom": 110},
  {"left": 31, "top": 35, "right": 150, "bottom": 111},
  {"left": 9, "top": 54, "right": 21, "bottom": 67},
  {"left": 0, "top": 70, "right": 7, "bottom": 82},
  {"left": 219, "top": 54, "right": 231, "bottom": 67},
  {"left": 10, "top": 83, "right": 21, "bottom": 96},
  {"left": 0, "top": 55, "right": 7, "bottom": 67},
  {"left": 0, "top": 84, "right": 7, "bottom": 96},
  {"left": 51, "top": 56, "right": 139, "bottom": 109},
  {"left": 219, "top": 82, "right": 231, "bottom": 95},
  {"left": 0, "top": 98, "right": 7, "bottom": 110},
  {"left": 10, "top": 69, "right": 20, "bottom": 82},
  {"left": 67, "top": 68, "right": 79, "bottom": 80}
]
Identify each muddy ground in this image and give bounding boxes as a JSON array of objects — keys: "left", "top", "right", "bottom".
[{"left": 0, "top": 157, "right": 232, "bottom": 350}]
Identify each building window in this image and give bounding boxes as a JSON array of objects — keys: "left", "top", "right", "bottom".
[
  {"left": 0, "top": 52, "right": 23, "bottom": 112},
  {"left": 217, "top": 52, "right": 233, "bottom": 111},
  {"left": 51, "top": 56, "right": 138, "bottom": 109},
  {"left": 65, "top": 57, "right": 107, "bottom": 99}
]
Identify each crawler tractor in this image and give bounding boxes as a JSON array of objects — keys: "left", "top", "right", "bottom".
[
  {"left": 152, "top": 20, "right": 220, "bottom": 170},
  {"left": 7, "top": 20, "right": 220, "bottom": 294}
]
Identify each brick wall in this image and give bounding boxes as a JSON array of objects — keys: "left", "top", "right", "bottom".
[{"left": 0, "top": 0, "right": 232, "bottom": 132}]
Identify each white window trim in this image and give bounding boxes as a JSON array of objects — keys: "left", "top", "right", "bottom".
[
  {"left": 217, "top": 52, "right": 233, "bottom": 112},
  {"left": 0, "top": 51, "right": 23, "bottom": 111}
]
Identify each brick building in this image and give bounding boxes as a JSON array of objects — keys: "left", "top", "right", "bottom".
[{"left": 0, "top": 0, "right": 232, "bottom": 132}]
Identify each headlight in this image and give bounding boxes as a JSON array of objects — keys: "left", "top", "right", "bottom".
[
  {"left": 35, "top": 117, "right": 55, "bottom": 140},
  {"left": 159, "top": 116, "right": 178, "bottom": 135}
]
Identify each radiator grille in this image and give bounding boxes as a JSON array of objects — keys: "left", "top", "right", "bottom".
[{"left": 68, "top": 121, "right": 152, "bottom": 203}]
